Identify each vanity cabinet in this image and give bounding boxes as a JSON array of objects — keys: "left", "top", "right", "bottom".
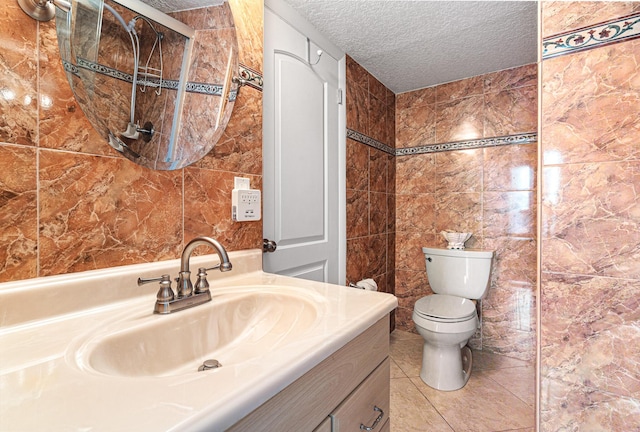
[{"left": 228, "top": 316, "right": 391, "bottom": 432}]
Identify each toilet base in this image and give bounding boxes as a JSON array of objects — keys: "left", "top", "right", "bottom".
[{"left": 419, "top": 342, "right": 473, "bottom": 391}]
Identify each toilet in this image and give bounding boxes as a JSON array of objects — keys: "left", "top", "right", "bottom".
[{"left": 412, "top": 246, "right": 494, "bottom": 391}]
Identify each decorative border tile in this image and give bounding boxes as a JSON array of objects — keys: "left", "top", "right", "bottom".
[
  {"left": 67, "top": 58, "right": 240, "bottom": 100},
  {"left": 347, "top": 129, "right": 537, "bottom": 156},
  {"left": 543, "top": 13, "right": 640, "bottom": 60},
  {"left": 238, "top": 64, "right": 263, "bottom": 91},
  {"left": 346, "top": 129, "right": 395, "bottom": 155},
  {"left": 395, "top": 133, "right": 537, "bottom": 156}
]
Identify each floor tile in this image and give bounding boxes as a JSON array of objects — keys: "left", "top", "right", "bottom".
[
  {"left": 473, "top": 349, "right": 531, "bottom": 371},
  {"left": 411, "top": 370, "right": 535, "bottom": 432},
  {"left": 390, "top": 357, "right": 408, "bottom": 379},
  {"left": 484, "top": 365, "right": 536, "bottom": 407},
  {"left": 390, "top": 335, "right": 423, "bottom": 378},
  {"left": 390, "top": 377, "right": 454, "bottom": 432}
]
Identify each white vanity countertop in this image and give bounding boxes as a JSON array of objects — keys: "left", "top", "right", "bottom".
[{"left": 0, "top": 250, "right": 397, "bottom": 431}]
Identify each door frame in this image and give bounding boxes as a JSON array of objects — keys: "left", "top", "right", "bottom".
[{"left": 263, "top": 0, "right": 346, "bottom": 284}]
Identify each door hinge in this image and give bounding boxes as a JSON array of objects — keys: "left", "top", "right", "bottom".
[{"left": 337, "top": 88, "right": 343, "bottom": 105}]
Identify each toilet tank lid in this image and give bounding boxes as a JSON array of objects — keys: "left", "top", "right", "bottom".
[{"left": 422, "top": 247, "right": 494, "bottom": 259}]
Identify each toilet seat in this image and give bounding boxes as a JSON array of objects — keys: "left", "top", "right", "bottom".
[{"left": 414, "top": 294, "right": 476, "bottom": 323}]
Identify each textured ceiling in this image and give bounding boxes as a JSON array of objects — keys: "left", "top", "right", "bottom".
[
  {"left": 281, "top": 1, "right": 538, "bottom": 94},
  {"left": 139, "top": 0, "right": 538, "bottom": 93}
]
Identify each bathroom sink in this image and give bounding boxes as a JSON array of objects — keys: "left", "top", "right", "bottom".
[{"left": 74, "top": 288, "right": 321, "bottom": 377}]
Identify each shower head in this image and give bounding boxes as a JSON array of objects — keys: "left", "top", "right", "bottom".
[{"left": 17, "top": 0, "right": 70, "bottom": 21}]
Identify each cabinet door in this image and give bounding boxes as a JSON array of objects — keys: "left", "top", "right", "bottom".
[
  {"left": 330, "top": 358, "right": 390, "bottom": 431},
  {"left": 313, "top": 417, "right": 331, "bottom": 432}
]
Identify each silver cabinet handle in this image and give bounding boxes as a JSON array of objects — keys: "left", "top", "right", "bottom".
[{"left": 360, "top": 406, "right": 384, "bottom": 431}]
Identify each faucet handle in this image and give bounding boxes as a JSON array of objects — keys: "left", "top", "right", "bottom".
[
  {"left": 138, "top": 274, "right": 175, "bottom": 303},
  {"left": 194, "top": 267, "right": 215, "bottom": 294}
]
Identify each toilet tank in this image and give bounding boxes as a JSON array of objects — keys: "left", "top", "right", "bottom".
[{"left": 422, "top": 247, "right": 494, "bottom": 299}]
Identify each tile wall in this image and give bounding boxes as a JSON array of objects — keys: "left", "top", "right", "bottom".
[
  {"left": 345, "top": 56, "right": 396, "bottom": 298},
  {"left": 0, "top": 0, "right": 263, "bottom": 282},
  {"left": 394, "top": 64, "right": 538, "bottom": 361},
  {"left": 540, "top": 2, "right": 640, "bottom": 429}
]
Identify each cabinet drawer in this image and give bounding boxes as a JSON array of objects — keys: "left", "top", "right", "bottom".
[{"left": 330, "top": 358, "right": 390, "bottom": 431}]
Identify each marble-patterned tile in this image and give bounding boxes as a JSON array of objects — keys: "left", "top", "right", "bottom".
[
  {"left": 482, "top": 314, "right": 536, "bottom": 362},
  {"left": 413, "top": 370, "right": 534, "bottom": 432},
  {"left": 396, "top": 153, "right": 436, "bottom": 195},
  {"left": 385, "top": 269, "right": 395, "bottom": 297},
  {"left": 435, "top": 149, "right": 483, "bottom": 193},
  {"left": 346, "top": 188, "right": 369, "bottom": 239},
  {"left": 395, "top": 231, "right": 436, "bottom": 272},
  {"left": 542, "top": 1, "right": 640, "bottom": 38},
  {"left": 541, "top": 161, "right": 640, "bottom": 279},
  {"left": 387, "top": 232, "right": 396, "bottom": 271},
  {"left": 484, "top": 63, "right": 537, "bottom": 93},
  {"left": 189, "top": 27, "right": 237, "bottom": 84},
  {"left": 540, "top": 376, "right": 640, "bottom": 432},
  {"left": 396, "top": 87, "right": 435, "bottom": 111},
  {"left": 485, "top": 365, "right": 536, "bottom": 407},
  {"left": 39, "top": 151, "right": 183, "bottom": 276},
  {"left": 434, "top": 192, "right": 483, "bottom": 248},
  {"left": 390, "top": 378, "right": 454, "bottom": 432},
  {"left": 228, "top": 0, "right": 262, "bottom": 72},
  {"left": 483, "top": 143, "right": 537, "bottom": 192},
  {"left": 435, "top": 96, "right": 484, "bottom": 143},
  {"left": 0, "top": 1, "right": 38, "bottom": 146},
  {"left": 541, "top": 273, "right": 640, "bottom": 400},
  {"left": 370, "top": 148, "right": 388, "bottom": 193},
  {"left": 484, "top": 237, "right": 537, "bottom": 287},
  {"left": 396, "top": 101, "right": 436, "bottom": 148},
  {"left": 395, "top": 306, "right": 416, "bottom": 334},
  {"left": 541, "top": 39, "right": 640, "bottom": 165},
  {"left": 346, "top": 138, "right": 369, "bottom": 191},
  {"left": 387, "top": 192, "right": 396, "bottom": 233},
  {"left": 0, "top": 145, "right": 37, "bottom": 282},
  {"left": 369, "top": 75, "right": 387, "bottom": 105},
  {"left": 38, "top": 19, "right": 109, "bottom": 155},
  {"left": 485, "top": 86, "right": 538, "bottom": 137},
  {"left": 347, "top": 80, "right": 369, "bottom": 135},
  {"left": 346, "top": 235, "right": 387, "bottom": 284},
  {"left": 394, "top": 269, "right": 429, "bottom": 333},
  {"left": 195, "top": 87, "right": 262, "bottom": 175},
  {"left": 196, "top": 85, "right": 262, "bottom": 175},
  {"left": 396, "top": 194, "right": 436, "bottom": 233},
  {"left": 386, "top": 100, "right": 396, "bottom": 148},
  {"left": 176, "top": 92, "right": 227, "bottom": 165},
  {"left": 370, "top": 192, "right": 387, "bottom": 236},
  {"left": 346, "top": 55, "right": 369, "bottom": 91},
  {"left": 184, "top": 168, "right": 262, "bottom": 251},
  {"left": 436, "top": 75, "right": 484, "bottom": 102},
  {"left": 483, "top": 192, "right": 536, "bottom": 238},
  {"left": 369, "top": 94, "right": 387, "bottom": 144}
]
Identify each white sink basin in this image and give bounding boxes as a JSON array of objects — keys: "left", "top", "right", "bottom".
[
  {"left": 1, "top": 250, "right": 397, "bottom": 431},
  {"left": 74, "top": 288, "right": 321, "bottom": 377}
]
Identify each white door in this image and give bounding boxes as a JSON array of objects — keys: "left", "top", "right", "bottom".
[{"left": 263, "top": 5, "right": 344, "bottom": 284}]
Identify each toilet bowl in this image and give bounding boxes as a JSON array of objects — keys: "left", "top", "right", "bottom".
[{"left": 412, "top": 247, "right": 493, "bottom": 391}]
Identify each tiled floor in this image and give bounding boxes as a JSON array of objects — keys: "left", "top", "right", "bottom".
[{"left": 389, "top": 330, "right": 535, "bottom": 432}]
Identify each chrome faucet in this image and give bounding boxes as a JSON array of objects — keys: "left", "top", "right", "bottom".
[{"left": 138, "top": 236, "right": 233, "bottom": 314}]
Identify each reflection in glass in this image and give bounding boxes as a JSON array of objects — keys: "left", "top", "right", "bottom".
[{"left": 55, "top": 0, "right": 239, "bottom": 170}]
